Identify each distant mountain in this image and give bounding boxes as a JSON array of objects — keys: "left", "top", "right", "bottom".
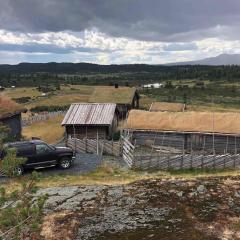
[
  {"left": 0, "top": 62, "right": 165, "bottom": 74},
  {"left": 168, "top": 54, "right": 240, "bottom": 66},
  {"left": 0, "top": 54, "right": 240, "bottom": 75}
]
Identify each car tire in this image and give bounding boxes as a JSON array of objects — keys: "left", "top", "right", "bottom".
[
  {"left": 13, "top": 165, "right": 24, "bottom": 176},
  {"left": 59, "top": 157, "right": 71, "bottom": 169}
]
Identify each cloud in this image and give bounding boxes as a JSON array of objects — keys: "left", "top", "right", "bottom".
[
  {"left": 0, "top": 0, "right": 240, "bottom": 42},
  {"left": 0, "top": 1, "right": 240, "bottom": 64}
]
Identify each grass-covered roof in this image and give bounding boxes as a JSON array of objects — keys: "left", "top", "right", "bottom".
[
  {"left": 127, "top": 110, "right": 240, "bottom": 135},
  {"left": 0, "top": 95, "right": 26, "bottom": 119},
  {"left": 89, "top": 86, "right": 137, "bottom": 104}
]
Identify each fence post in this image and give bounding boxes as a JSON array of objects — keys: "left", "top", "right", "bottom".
[
  {"left": 97, "top": 131, "right": 99, "bottom": 155},
  {"left": 112, "top": 139, "right": 114, "bottom": 155}
]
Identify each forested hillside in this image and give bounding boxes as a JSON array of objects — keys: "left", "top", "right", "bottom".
[{"left": 0, "top": 63, "right": 240, "bottom": 87}]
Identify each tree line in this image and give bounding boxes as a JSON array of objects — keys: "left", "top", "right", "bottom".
[{"left": 0, "top": 63, "right": 240, "bottom": 87}]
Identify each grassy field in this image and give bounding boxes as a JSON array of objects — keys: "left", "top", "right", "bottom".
[
  {"left": 141, "top": 79, "right": 240, "bottom": 112},
  {"left": 5, "top": 87, "right": 42, "bottom": 98},
  {"left": 4, "top": 82, "right": 240, "bottom": 113},
  {"left": 25, "top": 94, "right": 90, "bottom": 109},
  {"left": 22, "top": 115, "right": 64, "bottom": 143},
  {"left": 5, "top": 85, "right": 95, "bottom": 110}
]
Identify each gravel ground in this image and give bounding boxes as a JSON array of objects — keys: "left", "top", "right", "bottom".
[
  {"left": 39, "top": 153, "right": 102, "bottom": 176},
  {"left": 0, "top": 153, "right": 103, "bottom": 181}
]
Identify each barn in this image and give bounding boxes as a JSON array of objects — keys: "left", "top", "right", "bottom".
[
  {"left": 126, "top": 110, "right": 240, "bottom": 154},
  {"left": 89, "top": 86, "right": 140, "bottom": 118},
  {"left": 0, "top": 95, "right": 26, "bottom": 139},
  {"left": 62, "top": 103, "right": 118, "bottom": 140}
]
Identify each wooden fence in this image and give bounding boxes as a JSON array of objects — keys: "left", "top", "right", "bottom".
[
  {"left": 0, "top": 168, "right": 5, "bottom": 177},
  {"left": 22, "top": 111, "right": 66, "bottom": 127},
  {"left": 66, "top": 138, "right": 121, "bottom": 157},
  {"left": 132, "top": 153, "right": 240, "bottom": 170},
  {"left": 122, "top": 135, "right": 135, "bottom": 167}
]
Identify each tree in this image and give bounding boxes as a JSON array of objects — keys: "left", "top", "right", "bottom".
[{"left": 0, "top": 128, "right": 47, "bottom": 239}]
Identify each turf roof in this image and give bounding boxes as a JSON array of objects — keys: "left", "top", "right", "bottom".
[
  {"left": 0, "top": 95, "right": 26, "bottom": 119},
  {"left": 89, "top": 87, "right": 137, "bottom": 104}
]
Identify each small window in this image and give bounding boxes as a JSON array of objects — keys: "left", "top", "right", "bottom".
[{"left": 36, "top": 144, "right": 52, "bottom": 154}]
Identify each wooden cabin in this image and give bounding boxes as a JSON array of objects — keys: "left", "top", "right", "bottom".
[
  {"left": 62, "top": 103, "right": 118, "bottom": 140},
  {"left": 0, "top": 95, "right": 26, "bottom": 139},
  {"left": 89, "top": 86, "right": 139, "bottom": 118},
  {"left": 125, "top": 110, "right": 240, "bottom": 154}
]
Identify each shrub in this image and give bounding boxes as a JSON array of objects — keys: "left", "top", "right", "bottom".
[{"left": 30, "top": 105, "right": 69, "bottom": 113}]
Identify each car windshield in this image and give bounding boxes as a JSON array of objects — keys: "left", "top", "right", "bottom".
[{"left": 36, "top": 144, "right": 53, "bottom": 154}]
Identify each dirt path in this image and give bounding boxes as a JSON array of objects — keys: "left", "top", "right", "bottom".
[{"left": 38, "top": 176, "right": 240, "bottom": 240}]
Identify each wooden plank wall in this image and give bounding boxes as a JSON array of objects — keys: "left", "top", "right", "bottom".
[{"left": 132, "top": 131, "right": 240, "bottom": 154}]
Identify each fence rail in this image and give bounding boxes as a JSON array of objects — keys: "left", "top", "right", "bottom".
[
  {"left": 67, "top": 138, "right": 121, "bottom": 157},
  {"left": 0, "top": 169, "right": 6, "bottom": 177},
  {"left": 122, "top": 135, "right": 135, "bottom": 167},
  {"left": 133, "top": 153, "right": 240, "bottom": 170},
  {"left": 22, "top": 111, "right": 66, "bottom": 127}
]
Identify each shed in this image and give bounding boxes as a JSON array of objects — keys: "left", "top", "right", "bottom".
[
  {"left": 62, "top": 103, "right": 118, "bottom": 139},
  {"left": 149, "top": 102, "right": 186, "bottom": 112},
  {"left": 0, "top": 95, "right": 27, "bottom": 139},
  {"left": 89, "top": 86, "right": 139, "bottom": 118},
  {"left": 126, "top": 110, "right": 240, "bottom": 153}
]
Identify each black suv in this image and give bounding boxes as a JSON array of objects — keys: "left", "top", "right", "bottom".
[{"left": 0, "top": 140, "right": 75, "bottom": 175}]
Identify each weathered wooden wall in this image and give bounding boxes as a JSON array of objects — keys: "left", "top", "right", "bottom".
[
  {"left": 131, "top": 130, "right": 240, "bottom": 154},
  {"left": 66, "top": 126, "right": 108, "bottom": 139}
]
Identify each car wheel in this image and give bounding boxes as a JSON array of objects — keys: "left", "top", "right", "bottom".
[
  {"left": 59, "top": 157, "right": 71, "bottom": 169},
  {"left": 13, "top": 166, "right": 24, "bottom": 176}
]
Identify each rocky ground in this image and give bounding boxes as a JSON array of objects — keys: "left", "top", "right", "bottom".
[{"left": 37, "top": 176, "right": 240, "bottom": 240}]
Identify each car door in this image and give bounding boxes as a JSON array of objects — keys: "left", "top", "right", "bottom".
[
  {"left": 16, "top": 143, "right": 36, "bottom": 168},
  {"left": 34, "top": 143, "right": 58, "bottom": 168}
]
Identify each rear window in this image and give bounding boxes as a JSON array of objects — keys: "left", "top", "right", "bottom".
[{"left": 16, "top": 144, "right": 36, "bottom": 156}]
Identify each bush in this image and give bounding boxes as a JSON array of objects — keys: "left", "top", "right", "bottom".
[
  {"left": 13, "top": 97, "right": 31, "bottom": 103},
  {"left": 0, "top": 123, "right": 47, "bottom": 238},
  {"left": 0, "top": 172, "right": 48, "bottom": 238},
  {"left": 0, "top": 148, "right": 26, "bottom": 177},
  {"left": 30, "top": 105, "right": 70, "bottom": 113}
]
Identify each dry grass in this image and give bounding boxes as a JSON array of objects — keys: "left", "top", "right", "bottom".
[
  {"left": 139, "top": 94, "right": 153, "bottom": 110},
  {"left": 5, "top": 87, "right": 42, "bottom": 98},
  {"left": 22, "top": 115, "right": 64, "bottom": 143},
  {"left": 150, "top": 102, "right": 185, "bottom": 112},
  {"left": 2, "top": 164, "right": 240, "bottom": 191},
  {"left": 59, "top": 85, "right": 95, "bottom": 95},
  {"left": 188, "top": 104, "right": 240, "bottom": 113},
  {"left": 26, "top": 94, "right": 90, "bottom": 109},
  {"left": 0, "top": 94, "right": 25, "bottom": 117},
  {"left": 89, "top": 86, "right": 136, "bottom": 104},
  {"left": 127, "top": 110, "right": 240, "bottom": 134}
]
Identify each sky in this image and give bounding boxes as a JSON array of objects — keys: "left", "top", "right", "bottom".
[{"left": 0, "top": 0, "right": 240, "bottom": 64}]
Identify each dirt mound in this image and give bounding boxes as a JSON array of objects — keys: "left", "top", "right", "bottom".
[{"left": 39, "top": 177, "right": 240, "bottom": 240}]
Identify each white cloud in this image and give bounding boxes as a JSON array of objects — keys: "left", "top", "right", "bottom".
[{"left": 0, "top": 29, "right": 240, "bottom": 64}]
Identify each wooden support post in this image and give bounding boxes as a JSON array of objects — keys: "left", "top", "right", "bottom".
[
  {"left": 112, "top": 139, "right": 114, "bottom": 155},
  {"left": 234, "top": 136, "right": 237, "bottom": 168}
]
